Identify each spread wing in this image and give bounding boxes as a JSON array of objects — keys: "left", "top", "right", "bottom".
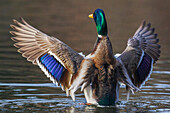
[
  {"left": 10, "top": 18, "right": 84, "bottom": 99},
  {"left": 118, "top": 21, "right": 161, "bottom": 97}
]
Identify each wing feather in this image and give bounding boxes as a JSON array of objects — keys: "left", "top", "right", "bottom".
[
  {"left": 11, "top": 36, "right": 35, "bottom": 42},
  {"left": 10, "top": 31, "right": 35, "bottom": 38},
  {"left": 10, "top": 25, "right": 35, "bottom": 35}
]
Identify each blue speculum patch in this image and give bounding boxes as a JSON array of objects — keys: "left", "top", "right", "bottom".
[
  {"left": 39, "top": 53, "right": 64, "bottom": 81},
  {"left": 135, "top": 53, "right": 152, "bottom": 83}
]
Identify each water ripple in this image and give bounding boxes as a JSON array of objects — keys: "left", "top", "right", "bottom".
[
  {"left": 0, "top": 83, "right": 56, "bottom": 87},
  {"left": 153, "top": 71, "right": 170, "bottom": 74}
]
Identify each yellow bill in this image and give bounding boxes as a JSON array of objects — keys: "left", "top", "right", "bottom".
[{"left": 88, "top": 14, "right": 93, "bottom": 18}]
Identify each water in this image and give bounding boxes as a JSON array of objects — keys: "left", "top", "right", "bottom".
[{"left": 0, "top": 0, "right": 170, "bottom": 112}]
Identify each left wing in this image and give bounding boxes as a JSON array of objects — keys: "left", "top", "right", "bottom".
[{"left": 10, "top": 18, "right": 85, "bottom": 100}]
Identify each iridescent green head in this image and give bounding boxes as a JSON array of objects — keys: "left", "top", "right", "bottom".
[{"left": 89, "top": 9, "right": 107, "bottom": 36}]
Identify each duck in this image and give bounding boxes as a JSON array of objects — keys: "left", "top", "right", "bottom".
[{"left": 10, "top": 8, "right": 160, "bottom": 106}]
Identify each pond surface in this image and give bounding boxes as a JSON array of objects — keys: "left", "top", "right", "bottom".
[{"left": 0, "top": 0, "right": 170, "bottom": 112}]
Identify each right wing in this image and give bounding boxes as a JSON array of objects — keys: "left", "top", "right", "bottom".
[
  {"left": 118, "top": 21, "right": 161, "bottom": 97},
  {"left": 10, "top": 18, "right": 85, "bottom": 99}
]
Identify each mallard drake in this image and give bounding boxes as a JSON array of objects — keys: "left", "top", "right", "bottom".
[{"left": 10, "top": 9, "right": 160, "bottom": 106}]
